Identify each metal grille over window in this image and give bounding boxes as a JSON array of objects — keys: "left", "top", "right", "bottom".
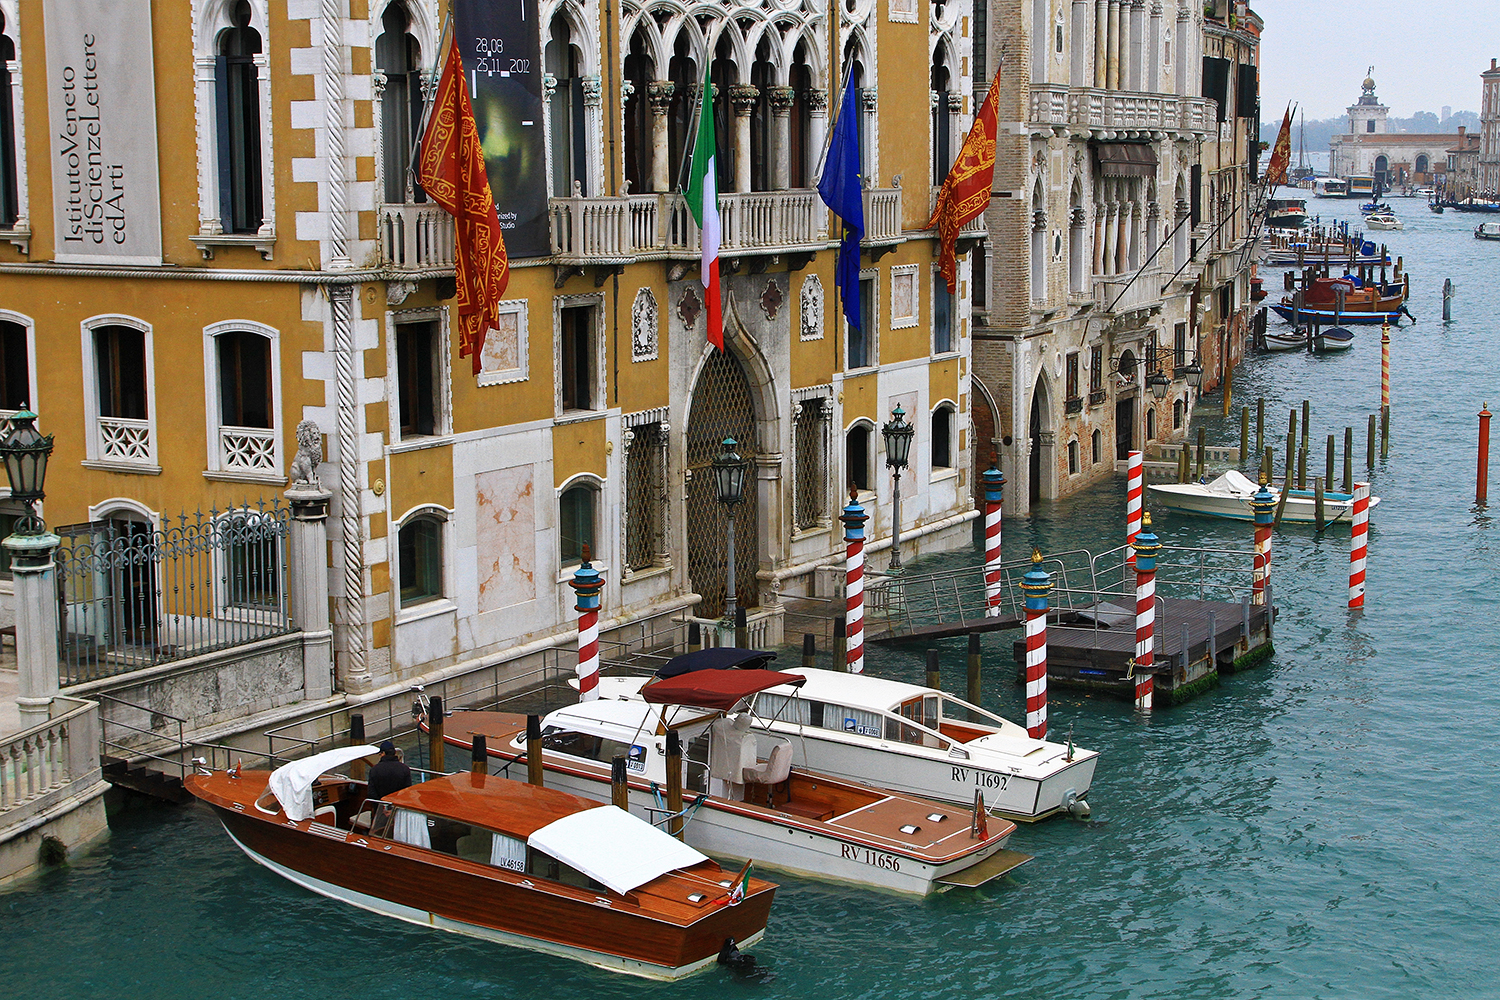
[
  {"left": 624, "top": 422, "right": 664, "bottom": 572},
  {"left": 793, "top": 399, "right": 828, "bottom": 531},
  {"left": 685, "top": 351, "right": 759, "bottom": 618},
  {"left": 54, "top": 501, "right": 294, "bottom": 684}
]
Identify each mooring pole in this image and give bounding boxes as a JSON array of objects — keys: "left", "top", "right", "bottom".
[
  {"left": 526, "top": 714, "right": 543, "bottom": 787},
  {"left": 611, "top": 754, "right": 630, "bottom": 811},
  {"left": 967, "top": 632, "right": 982, "bottom": 706},
  {"left": 1133, "top": 514, "right": 1160, "bottom": 712},
  {"left": 1241, "top": 406, "right": 1250, "bottom": 470},
  {"left": 1380, "top": 321, "right": 1391, "bottom": 410},
  {"left": 1443, "top": 277, "right": 1453, "bottom": 321},
  {"left": 1326, "top": 435, "right": 1335, "bottom": 490},
  {"left": 1251, "top": 477, "right": 1275, "bottom": 606},
  {"left": 1196, "top": 425, "right": 1206, "bottom": 479},
  {"left": 1367, "top": 414, "right": 1377, "bottom": 470},
  {"left": 1256, "top": 397, "right": 1265, "bottom": 459},
  {"left": 1299, "top": 400, "right": 1310, "bottom": 489},
  {"left": 428, "top": 695, "right": 445, "bottom": 774},
  {"left": 1126, "top": 450, "right": 1143, "bottom": 574},
  {"left": 1022, "top": 551, "right": 1051, "bottom": 738},
  {"left": 734, "top": 607, "right": 749, "bottom": 649},
  {"left": 349, "top": 714, "right": 367, "bottom": 780},
  {"left": 1349, "top": 483, "right": 1370, "bottom": 608},
  {"left": 1314, "top": 476, "right": 1326, "bottom": 532},
  {"left": 1343, "top": 426, "right": 1353, "bottom": 493},
  {"left": 1479, "top": 404, "right": 1492, "bottom": 506},
  {"left": 833, "top": 615, "right": 846, "bottom": 672},
  {"left": 841, "top": 490, "right": 868, "bottom": 674},
  {"left": 926, "top": 648, "right": 941, "bottom": 690},
  {"left": 687, "top": 620, "right": 701, "bottom": 653},
  {"left": 1262, "top": 445, "right": 1273, "bottom": 486},
  {"left": 1274, "top": 434, "right": 1294, "bottom": 528},
  {"left": 982, "top": 461, "right": 1006, "bottom": 616},
  {"left": 471, "top": 734, "right": 488, "bottom": 777},
  {"left": 666, "top": 730, "right": 684, "bottom": 840},
  {"left": 569, "top": 547, "right": 605, "bottom": 702},
  {"left": 802, "top": 633, "right": 817, "bottom": 669},
  {"left": 1381, "top": 406, "right": 1390, "bottom": 460}
]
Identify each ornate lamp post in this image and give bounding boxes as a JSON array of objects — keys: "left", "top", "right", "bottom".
[
  {"left": 0, "top": 405, "right": 61, "bottom": 728},
  {"left": 881, "top": 404, "right": 915, "bottom": 572},
  {"left": 0, "top": 405, "right": 54, "bottom": 535},
  {"left": 712, "top": 436, "right": 748, "bottom": 625}
]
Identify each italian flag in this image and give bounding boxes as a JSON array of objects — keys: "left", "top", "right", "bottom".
[
  {"left": 725, "top": 861, "right": 752, "bottom": 905},
  {"left": 684, "top": 64, "right": 723, "bottom": 352}
]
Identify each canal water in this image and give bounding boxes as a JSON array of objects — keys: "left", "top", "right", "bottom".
[{"left": 7, "top": 196, "right": 1499, "bottom": 999}]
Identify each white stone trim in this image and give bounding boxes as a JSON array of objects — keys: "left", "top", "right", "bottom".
[
  {"left": 80, "top": 314, "right": 158, "bottom": 470},
  {"left": 392, "top": 502, "right": 455, "bottom": 618},
  {"left": 0, "top": 308, "right": 38, "bottom": 415},
  {"left": 889, "top": 263, "right": 918, "bottom": 329},
  {"left": 555, "top": 471, "right": 606, "bottom": 577},
  {"left": 1, "top": 0, "right": 31, "bottom": 251},
  {"left": 202, "top": 319, "right": 285, "bottom": 478},
  {"left": 386, "top": 305, "right": 453, "bottom": 438},
  {"left": 553, "top": 291, "right": 607, "bottom": 417},
  {"left": 476, "top": 298, "right": 530, "bottom": 387}
]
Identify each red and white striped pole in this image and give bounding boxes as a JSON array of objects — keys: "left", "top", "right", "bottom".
[
  {"left": 1132, "top": 512, "right": 1160, "bottom": 711},
  {"left": 1349, "top": 482, "right": 1370, "bottom": 608},
  {"left": 1250, "top": 477, "right": 1276, "bottom": 606},
  {"left": 981, "top": 461, "right": 1005, "bottom": 616},
  {"left": 1126, "top": 450, "right": 1144, "bottom": 571},
  {"left": 1021, "top": 550, "right": 1051, "bottom": 739},
  {"left": 569, "top": 546, "right": 605, "bottom": 701},
  {"left": 841, "top": 489, "right": 869, "bottom": 674}
]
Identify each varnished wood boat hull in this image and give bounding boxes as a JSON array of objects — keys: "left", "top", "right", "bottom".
[{"left": 202, "top": 802, "right": 772, "bottom": 979}]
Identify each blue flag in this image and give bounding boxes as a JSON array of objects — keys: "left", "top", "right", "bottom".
[{"left": 818, "top": 71, "right": 864, "bottom": 332}]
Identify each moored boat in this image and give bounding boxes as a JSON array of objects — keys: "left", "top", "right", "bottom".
[
  {"left": 1148, "top": 470, "right": 1380, "bottom": 524},
  {"left": 1312, "top": 177, "right": 1348, "bottom": 198},
  {"left": 590, "top": 650, "right": 1098, "bottom": 822},
  {"left": 436, "top": 670, "right": 1031, "bottom": 895},
  {"left": 1266, "top": 197, "right": 1308, "bottom": 229},
  {"left": 1261, "top": 329, "right": 1310, "bottom": 351},
  {"left": 186, "top": 746, "right": 777, "bottom": 980},
  {"left": 1313, "top": 326, "right": 1355, "bottom": 352},
  {"left": 1270, "top": 304, "right": 1402, "bottom": 325}
]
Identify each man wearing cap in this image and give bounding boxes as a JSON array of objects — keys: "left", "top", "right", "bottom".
[{"left": 366, "top": 740, "right": 412, "bottom": 800}]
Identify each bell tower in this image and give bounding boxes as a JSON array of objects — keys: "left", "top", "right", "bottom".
[{"left": 1348, "top": 69, "right": 1389, "bottom": 135}]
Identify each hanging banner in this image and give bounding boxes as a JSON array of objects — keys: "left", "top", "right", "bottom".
[
  {"left": 454, "top": 0, "right": 550, "bottom": 259},
  {"left": 42, "top": 0, "right": 163, "bottom": 264}
]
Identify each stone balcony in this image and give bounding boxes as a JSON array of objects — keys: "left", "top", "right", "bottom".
[
  {"left": 1029, "top": 85, "right": 1215, "bottom": 137},
  {"left": 1093, "top": 263, "right": 1167, "bottom": 315},
  {"left": 378, "top": 203, "right": 457, "bottom": 271}
]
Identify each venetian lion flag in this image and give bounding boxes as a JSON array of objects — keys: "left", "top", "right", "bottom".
[
  {"left": 925, "top": 68, "right": 1001, "bottom": 293},
  {"left": 1265, "top": 103, "right": 1295, "bottom": 188},
  {"left": 684, "top": 63, "right": 723, "bottom": 352},
  {"left": 417, "top": 30, "right": 509, "bottom": 375}
]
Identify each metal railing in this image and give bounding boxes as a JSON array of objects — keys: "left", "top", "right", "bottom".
[{"left": 56, "top": 501, "right": 295, "bottom": 684}]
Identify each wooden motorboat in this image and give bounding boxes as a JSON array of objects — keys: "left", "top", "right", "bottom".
[
  {"left": 186, "top": 746, "right": 776, "bottom": 980},
  {"left": 435, "top": 670, "right": 1032, "bottom": 895},
  {"left": 1364, "top": 212, "right": 1402, "bottom": 230},
  {"left": 1476, "top": 222, "right": 1500, "bottom": 241},
  {"left": 1148, "top": 470, "right": 1380, "bottom": 524},
  {"left": 591, "top": 651, "right": 1097, "bottom": 822},
  {"left": 1273, "top": 275, "right": 1408, "bottom": 325},
  {"left": 1262, "top": 328, "right": 1311, "bottom": 351},
  {"left": 1359, "top": 201, "right": 1392, "bottom": 215},
  {"left": 1313, "top": 326, "right": 1355, "bottom": 352}
]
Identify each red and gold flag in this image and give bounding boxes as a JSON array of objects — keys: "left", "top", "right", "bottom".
[
  {"left": 417, "top": 32, "right": 509, "bottom": 375},
  {"left": 1265, "top": 104, "right": 1295, "bottom": 188},
  {"left": 925, "top": 68, "right": 1002, "bottom": 293}
]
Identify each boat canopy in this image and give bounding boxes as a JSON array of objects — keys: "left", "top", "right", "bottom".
[
  {"left": 1206, "top": 470, "right": 1259, "bottom": 495},
  {"left": 654, "top": 647, "right": 778, "bottom": 678},
  {"left": 642, "top": 669, "right": 806, "bottom": 711},
  {"left": 527, "top": 805, "right": 708, "bottom": 895},
  {"left": 268, "top": 745, "right": 381, "bottom": 820}
]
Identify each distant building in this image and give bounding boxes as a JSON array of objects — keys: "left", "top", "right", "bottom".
[
  {"left": 1328, "top": 74, "right": 1449, "bottom": 188},
  {"left": 1446, "top": 127, "right": 1483, "bottom": 200},
  {"left": 1481, "top": 59, "right": 1500, "bottom": 196}
]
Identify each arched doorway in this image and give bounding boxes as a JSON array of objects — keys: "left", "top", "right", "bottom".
[
  {"left": 685, "top": 349, "right": 760, "bottom": 617},
  {"left": 1029, "top": 376, "right": 1051, "bottom": 506},
  {"left": 1374, "top": 154, "right": 1389, "bottom": 190}
]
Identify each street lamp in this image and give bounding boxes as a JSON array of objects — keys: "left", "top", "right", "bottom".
[
  {"left": 712, "top": 436, "right": 748, "bottom": 624},
  {"left": 0, "top": 404, "right": 54, "bottom": 535},
  {"left": 881, "top": 404, "right": 915, "bottom": 572}
]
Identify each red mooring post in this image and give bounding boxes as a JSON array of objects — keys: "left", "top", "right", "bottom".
[
  {"left": 1021, "top": 551, "right": 1051, "bottom": 739},
  {"left": 1479, "top": 404, "right": 1492, "bottom": 506},
  {"left": 1349, "top": 483, "right": 1370, "bottom": 608},
  {"left": 841, "top": 489, "right": 868, "bottom": 675},
  {"left": 982, "top": 461, "right": 1005, "bottom": 616},
  {"left": 1251, "top": 476, "right": 1276, "bottom": 606},
  {"left": 1133, "top": 513, "right": 1161, "bottom": 711},
  {"left": 569, "top": 546, "right": 605, "bottom": 701}
]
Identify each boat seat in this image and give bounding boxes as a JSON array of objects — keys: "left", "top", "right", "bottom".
[
  {"left": 741, "top": 743, "right": 793, "bottom": 810},
  {"left": 313, "top": 805, "right": 338, "bottom": 826},
  {"left": 350, "top": 804, "right": 374, "bottom": 833},
  {"left": 456, "top": 832, "right": 491, "bottom": 864}
]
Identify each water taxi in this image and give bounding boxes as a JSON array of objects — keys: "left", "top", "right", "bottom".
[
  {"left": 1265, "top": 197, "right": 1308, "bottom": 229},
  {"left": 1364, "top": 212, "right": 1402, "bottom": 230},
  {"left": 186, "top": 746, "right": 777, "bottom": 980},
  {"left": 438, "top": 670, "right": 1031, "bottom": 895},
  {"left": 1476, "top": 222, "right": 1500, "bottom": 241},
  {"left": 1148, "top": 470, "right": 1380, "bottom": 524},
  {"left": 1312, "top": 177, "right": 1348, "bottom": 198}
]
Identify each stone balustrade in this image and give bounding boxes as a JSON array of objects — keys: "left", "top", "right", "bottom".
[
  {"left": 0, "top": 698, "right": 104, "bottom": 835},
  {"left": 1029, "top": 86, "right": 1215, "bottom": 136},
  {"left": 378, "top": 204, "right": 456, "bottom": 270},
  {"left": 1093, "top": 263, "right": 1167, "bottom": 315}
]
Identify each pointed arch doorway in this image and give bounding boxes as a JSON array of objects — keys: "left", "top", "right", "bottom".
[{"left": 685, "top": 349, "right": 761, "bottom": 618}]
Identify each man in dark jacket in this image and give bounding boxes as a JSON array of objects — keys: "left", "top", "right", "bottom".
[{"left": 366, "top": 740, "right": 412, "bottom": 800}]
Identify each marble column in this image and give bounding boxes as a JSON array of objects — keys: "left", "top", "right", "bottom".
[
  {"left": 287, "top": 486, "right": 335, "bottom": 701},
  {"left": 806, "top": 88, "right": 829, "bottom": 188},
  {"left": 1148, "top": 2, "right": 1163, "bottom": 92},
  {"left": 730, "top": 85, "right": 759, "bottom": 193},
  {"left": 1095, "top": 0, "right": 1109, "bottom": 88},
  {"left": 647, "top": 81, "right": 674, "bottom": 193},
  {"left": 4, "top": 532, "right": 61, "bottom": 729},
  {"left": 768, "top": 86, "right": 796, "bottom": 190},
  {"left": 1093, "top": 202, "right": 1107, "bottom": 274},
  {"left": 1106, "top": 0, "right": 1121, "bottom": 90},
  {"left": 1116, "top": 199, "right": 1131, "bottom": 273},
  {"left": 1102, "top": 201, "right": 1118, "bottom": 275}
]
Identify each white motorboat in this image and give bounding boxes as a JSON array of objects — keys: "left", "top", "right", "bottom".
[
  {"left": 1476, "top": 222, "right": 1500, "bottom": 241},
  {"left": 594, "top": 654, "right": 1097, "bottom": 822},
  {"left": 1262, "top": 329, "right": 1310, "bottom": 351},
  {"left": 437, "top": 670, "right": 1031, "bottom": 895},
  {"left": 1313, "top": 327, "right": 1355, "bottom": 352},
  {"left": 1148, "top": 469, "right": 1379, "bottom": 524},
  {"left": 1365, "top": 212, "right": 1403, "bottom": 230}
]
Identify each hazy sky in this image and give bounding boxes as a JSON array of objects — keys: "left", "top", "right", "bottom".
[{"left": 1254, "top": 2, "right": 1497, "bottom": 120}]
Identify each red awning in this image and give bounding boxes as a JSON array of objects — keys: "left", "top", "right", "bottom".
[{"left": 640, "top": 669, "right": 807, "bottom": 712}]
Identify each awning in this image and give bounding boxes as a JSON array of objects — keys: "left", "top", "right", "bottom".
[
  {"left": 528, "top": 805, "right": 708, "bottom": 895},
  {"left": 268, "top": 744, "right": 381, "bottom": 820},
  {"left": 655, "top": 647, "right": 778, "bottom": 678},
  {"left": 641, "top": 669, "right": 807, "bottom": 712},
  {"left": 1095, "top": 142, "right": 1159, "bottom": 178}
]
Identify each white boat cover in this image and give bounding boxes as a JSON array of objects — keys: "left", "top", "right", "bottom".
[
  {"left": 527, "top": 805, "right": 708, "bottom": 896},
  {"left": 1205, "top": 470, "right": 1258, "bottom": 494},
  {"left": 268, "top": 745, "right": 381, "bottom": 821}
]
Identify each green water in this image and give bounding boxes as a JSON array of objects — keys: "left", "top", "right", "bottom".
[{"left": 7, "top": 197, "right": 1500, "bottom": 998}]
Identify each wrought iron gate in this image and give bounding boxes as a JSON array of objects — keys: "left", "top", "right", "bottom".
[{"left": 685, "top": 350, "right": 759, "bottom": 618}]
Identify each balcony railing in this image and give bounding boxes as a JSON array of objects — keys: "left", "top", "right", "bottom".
[
  {"left": 220, "top": 425, "right": 277, "bottom": 474},
  {"left": 379, "top": 203, "right": 455, "bottom": 270},
  {"left": 1093, "top": 263, "right": 1165, "bottom": 315},
  {"left": 863, "top": 188, "right": 902, "bottom": 243},
  {"left": 98, "top": 416, "right": 152, "bottom": 463},
  {"left": 1028, "top": 87, "right": 1215, "bottom": 135}
]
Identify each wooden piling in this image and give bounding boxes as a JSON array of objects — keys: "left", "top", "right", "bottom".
[
  {"left": 611, "top": 754, "right": 630, "bottom": 811},
  {"left": 687, "top": 620, "right": 701, "bottom": 652},
  {"left": 1480, "top": 404, "right": 1492, "bottom": 505},
  {"left": 1196, "top": 425, "right": 1206, "bottom": 478},
  {"left": 926, "top": 649, "right": 941, "bottom": 690},
  {"left": 1241, "top": 406, "right": 1250, "bottom": 469},
  {"left": 1206, "top": 610, "right": 1217, "bottom": 667},
  {"left": 967, "top": 633, "right": 982, "bottom": 707},
  {"left": 802, "top": 633, "right": 817, "bottom": 669},
  {"left": 349, "top": 714, "right": 367, "bottom": 780},
  {"left": 1314, "top": 476, "right": 1326, "bottom": 531},
  {"left": 428, "top": 696, "right": 445, "bottom": 773},
  {"left": 1299, "top": 401, "right": 1310, "bottom": 489},
  {"left": 471, "top": 735, "right": 488, "bottom": 777},
  {"left": 1262, "top": 445, "right": 1273, "bottom": 485},
  {"left": 1343, "top": 426, "right": 1353, "bottom": 493},
  {"left": 1256, "top": 397, "right": 1265, "bottom": 459},
  {"left": 1325, "top": 435, "right": 1335, "bottom": 490},
  {"left": 1367, "top": 414, "right": 1377, "bottom": 470},
  {"left": 526, "top": 714, "right": 544, "bottom": 787},
  {"left": 666, "top": 730, "right": 685, "bottom": 839},
  {"left": 833, "top": 615, "right": 846, "bottom": 671},
  {"left": 1274, "top": 434, "right": 1294, "bottom": 527},
  {"left": 735, "top": 607, "right": 749, "bottom": 648},
  {"left": 1381, "top": 406, "right": 1390, "bottom": 460}
]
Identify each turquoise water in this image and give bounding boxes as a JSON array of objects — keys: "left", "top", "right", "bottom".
[{"left": 7, "top": 197, "right": 1500, "bottom": 998}]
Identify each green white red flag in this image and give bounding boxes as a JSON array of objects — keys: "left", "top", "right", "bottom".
[{"left": 683, "top": 64, "right": 723, "bottom": 352}]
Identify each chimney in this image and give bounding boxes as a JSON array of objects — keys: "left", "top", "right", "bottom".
[
  {"left": 1492, "top": 58, "right": 1496, "bottom": 70},
  {"left": 1458, "top": 126, "right": 1466, "bottom": 138}
]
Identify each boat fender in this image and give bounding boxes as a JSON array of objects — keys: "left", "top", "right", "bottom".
[
  {"left": 1061, "top": 788, "right": 1091, "bottom": 820},
  {"left": 718, "top": 938, "right": 758, "bottom": 974}
]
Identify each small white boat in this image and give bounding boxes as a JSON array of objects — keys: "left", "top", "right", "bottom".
[
  {"left": 1262, "top": 329, "right": 1310, "bottom": 351},
  {"left": 1313, "top": 326, "right": 1355, "bottom": 352},
  {"left": 1148, "top": 470, "right": 1380, "bottom": 524},
  {"left": 1476, "top": 222, "right": 1500, "bottom": 241},
  {"left": 1365, "top": 212, "right": 1403, "bottom": 230},
  {"left": 594, "top": 653, "right": 1098, "bottom": 822}
]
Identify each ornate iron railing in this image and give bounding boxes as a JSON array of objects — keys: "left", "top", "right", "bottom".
[{"left": 55, "top": 501, "right": 295, "bottom": 684}]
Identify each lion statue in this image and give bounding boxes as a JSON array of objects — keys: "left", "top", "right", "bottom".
[{"left": 289, "top": 420, "right": 323, "bottom": 487}]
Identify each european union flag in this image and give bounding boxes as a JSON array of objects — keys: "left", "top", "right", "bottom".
[{"left": 818, "top": 72, "right": 864, "bottom": 332}]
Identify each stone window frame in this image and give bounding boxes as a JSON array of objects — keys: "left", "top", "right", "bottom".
[
  {"left": 0, "top": 307, "right": 38, "bottom": 436},
  {"left": 889, "top": 263, "right": 918, "bottom": 329},
  {"left": 556, "top": 472, "right": 607, "bottom": 580},
  {"left": 386, "top": 305, "right": 454, "bottom": 449},
  {"left": 553, "top": 292, "right": 607, "bottom": 421},
  {"left": 620, "top": 407, "right": 670, "bottom": 580},
  {"left": 791, "top": 385, "right": 835, "bottom": 537},
  {"left": 393, "top": 503, "right": 456, "bottom": 623},
  {"left": 80, "top": 313, "right": 160, "bottom": 475},
  {"left": 202, "top": 319, "right": 285, "bottom": 484},
  {"left": 477, "top": 298, "right": 530, "bottom": 388},
  {"left": 929, "top": 398, "right": 958, "bottom": 478}
]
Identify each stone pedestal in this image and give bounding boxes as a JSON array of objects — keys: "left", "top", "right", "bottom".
[
  {"left": 286, "top": 486, "right": 335, "bottom": 701},
  {"left": 3, "top": 532, "right": 61, "bottom": 728}
]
